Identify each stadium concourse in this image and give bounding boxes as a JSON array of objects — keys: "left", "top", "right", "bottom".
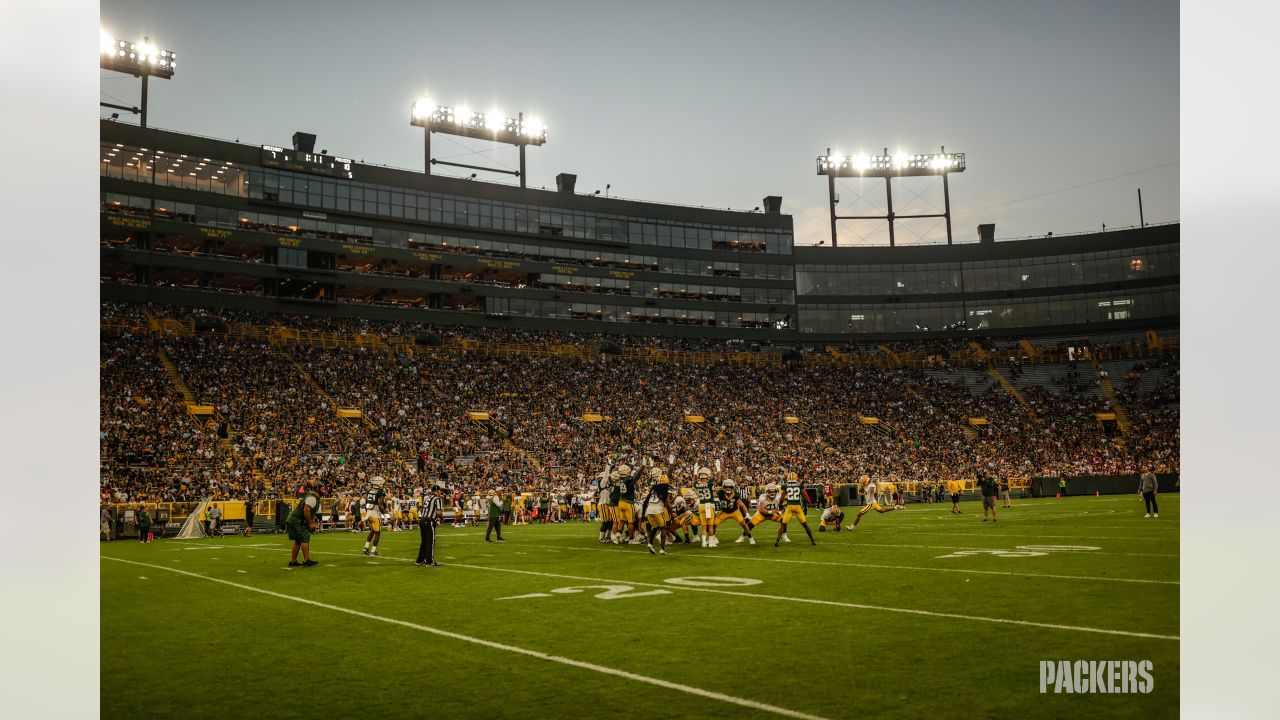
[{"left": 100, "top": 300, "right": 1178, "bottom": 515}]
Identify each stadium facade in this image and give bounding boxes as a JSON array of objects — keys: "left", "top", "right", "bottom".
[{"left": 100, "top": 120, "right": 1178, "bottom": 341}]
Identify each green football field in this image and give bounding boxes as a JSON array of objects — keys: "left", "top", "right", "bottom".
[{"left": 101, "top": 495, "right": 1179, "bottom": 719}]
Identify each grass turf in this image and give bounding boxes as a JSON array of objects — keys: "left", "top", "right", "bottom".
[{"left": 101, "top": 495, "right": 1179, "bottom": 719}]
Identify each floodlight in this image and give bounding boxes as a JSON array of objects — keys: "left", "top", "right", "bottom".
[
  {"left": 99, "top": 33, "right": 175, "bottom": 79},
  {"left": 817, "top": 145, "right": 967, "bottom": 246},
  {"left": 816, "top": 150, "right": 965, "bottom": 178},
  {"left": 410, "top": 96, "right": 549, "bottom": 185}
]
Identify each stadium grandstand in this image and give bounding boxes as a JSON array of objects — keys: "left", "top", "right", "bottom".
[{"left": 99, "top": 119, "right": 1178, "bottom": 525}]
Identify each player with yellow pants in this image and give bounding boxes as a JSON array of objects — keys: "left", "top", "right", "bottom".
[
  {"left": 692, "top": 468, "right": 716, "bottom": 547},
  {"left": 749, "top": 484, "right": 785, "bottom": 533},
  {"left": 849, "top": 476, "right": 900, "bottom": 529},
  {"left": 711, "top": 479, "right": 755, "bottom": 545},
  {"left": 669, "top": 489, "right": 698, "bottom": 544},
  {"left": 615, "top": 464, "right": 642, "bottom": 544},
  {"left": 641, "top": 468, "right": 675, "bottom": 555},
  {"left": 778, "top": 471, "right": 817, "bottom": 546}
]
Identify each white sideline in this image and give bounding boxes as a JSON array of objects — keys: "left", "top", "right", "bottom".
[{"left": 102, "top": 556, "right": 831, "bottom": 720}]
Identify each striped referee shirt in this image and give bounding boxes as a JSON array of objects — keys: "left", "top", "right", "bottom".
[{"left": 423, "top": 495, "right": 443, "bottom": 523}]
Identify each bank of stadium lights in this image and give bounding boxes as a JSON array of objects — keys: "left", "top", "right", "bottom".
[
  {"left": 100, "top": 29, "right": 175, "bottom": 129},
  {"left": 816, "top": 151, "right": 964, "bottom": 178},
  {"left": 817, "top": 146, "right": 966, "bottom": 246},
  {"left": 410, "top": 99, "right": 547, "bottom": 146},
  {"left": 410, "top": 96, "right": 548, "bottom": 187}
]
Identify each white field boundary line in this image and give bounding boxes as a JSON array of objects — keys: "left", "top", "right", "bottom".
[
  {"left": 101, "top": 557, "right": 832, "bottom": 720},
  {"left": 470, "top": 541, "right": 1179, "bottom": 587}
]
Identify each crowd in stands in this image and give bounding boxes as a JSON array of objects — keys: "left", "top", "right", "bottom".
[{"left": 100, "top": 302, "right": 1180, "bottom": 506}]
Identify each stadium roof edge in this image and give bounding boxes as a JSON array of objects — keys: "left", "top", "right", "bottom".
[{"left": 99, "top": 120, "right": 792, "bottom": 230}]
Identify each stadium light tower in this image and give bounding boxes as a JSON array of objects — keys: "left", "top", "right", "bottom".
[
  {"left": 410, "top": 98, "right": 547, "bottom": 188},
  {"left": 99, "top": 30, "right": 176, "bottom": 129},
  {"left": 816, "top": 147, "right": 965, "bottom": 246}
]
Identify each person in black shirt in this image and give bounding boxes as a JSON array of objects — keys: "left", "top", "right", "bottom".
[{"left": 416, "top": 482, "right": 444, "bottom": 567}]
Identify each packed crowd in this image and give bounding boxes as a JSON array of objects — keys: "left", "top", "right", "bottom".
[{"left": 100, "top": 302, "right": 1179, "bottom": 505}]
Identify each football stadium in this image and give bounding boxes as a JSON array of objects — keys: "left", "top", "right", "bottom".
[{"left": 90, "top": 5, "right": 1186, "bottom": 719}]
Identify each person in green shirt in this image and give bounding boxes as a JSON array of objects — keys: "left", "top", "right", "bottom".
[
  {"left": 137, "top": 505, "right": 151, "bottom": 543},
  {"left": 485, "top": 488, "right": 505, "bottom": 543},
  {"left": 286, "top": 484, "right": 321, "bottom": 567},
  {"left": 1058, "top": 477, "right": 1067, "bottom": 498},
  {"left": 978, "top": 465, "right": 999, "bottom": 523}
]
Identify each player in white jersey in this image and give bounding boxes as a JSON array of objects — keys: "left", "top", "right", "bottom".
[
  {"left": 818, "top": 503, "right": 845, "bottom": 532},
  {"left": 749, "top": 484, "right": 785, "bottom": 544},
  {"left": 849, "top": 475, "right": 899, "bottom": 529}
]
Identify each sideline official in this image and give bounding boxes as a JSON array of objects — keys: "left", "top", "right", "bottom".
[{"left": 416, "top": 481, "right": 444, "bottom": 567}]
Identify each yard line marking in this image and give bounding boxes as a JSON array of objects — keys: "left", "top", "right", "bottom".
[
  {"left": 497, "top": 593, "right": 552, "bottom": 600},
  {"left": 440, "top": 562, "right": 1178, "bottom": 641},
  {"left": 101, "top": 557, "right": 832, "bottom": 720},
  {"left": 881, "top": 529, "right": 1176, "bottom": 542},
  {"left": 502, "top": 542, "right": 1178, "bottom": 586},
  {"left": 841, "top": 539, "right": 1177, "bottom": 559}
]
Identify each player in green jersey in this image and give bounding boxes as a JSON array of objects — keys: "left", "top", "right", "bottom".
[
  {"left": 286, "top": 483, "right": 321, "bottom": 567},
  {"left": 778, "top": 471, "right": 817, "bottom": 546},
  {"left": 692, "top": 468, "right": 716, "bottom": 547},
  {"left": 362, "top": 476, "right": 387, "bottom": 557}
]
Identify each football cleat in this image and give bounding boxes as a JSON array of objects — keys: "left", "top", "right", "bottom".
[
  {"left": 735, "top": 535, "right": 746, "bottom": 543},
  {"left": 647, "top": 543, "right": 656, "bottom": 555},
  {"left": 782, "top": 534, "right": 791, "bottom": 543},
  {"left": 302, "top": 560, "right": 319, "bottom": 567},
  {"left": 748, "top": 537, "right": 756, "bottom": 545},
  {"left": 362, "top": 548, "right": 370, "bottom": 556}
]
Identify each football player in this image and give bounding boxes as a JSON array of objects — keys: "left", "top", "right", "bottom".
[
  {"left": 669, "top": 488, "right": 696, "bottom": 544},
  {"left": 749, "top": 483, "right": 785, "bottom": 538},
  {"left": 615, "top": 464, "right": 643, "bottom": 544},
  {"left": 408, "top": 489, "right": 421, "bottom": 527},
  {"left": 848, "top": 475, "right": 899, "bottom": 530},
  {"left": 818, "top": 502, "right": 845, "bottom": 532},
  {"left": 778, "top": 471, "right": 817, "bottom": 546},
  {"left": 362, "top": 476, "right": 387, "bottom": 557},
  {"left": 711, "top": 479, "right": 755, "bottom": 545},
  {"left": 692, "top": 467, "right": 716, "bottom": 547},
  {"left": 641, "top": 467, "right": 675, "bottom": 555},
  {"left": 595, "top": 469, "right": 615, "bottom": 544}
]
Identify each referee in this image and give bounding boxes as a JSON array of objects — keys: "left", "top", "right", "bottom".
[{"left": 416, "top": 481, "right": 444, "bottom": 567}]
